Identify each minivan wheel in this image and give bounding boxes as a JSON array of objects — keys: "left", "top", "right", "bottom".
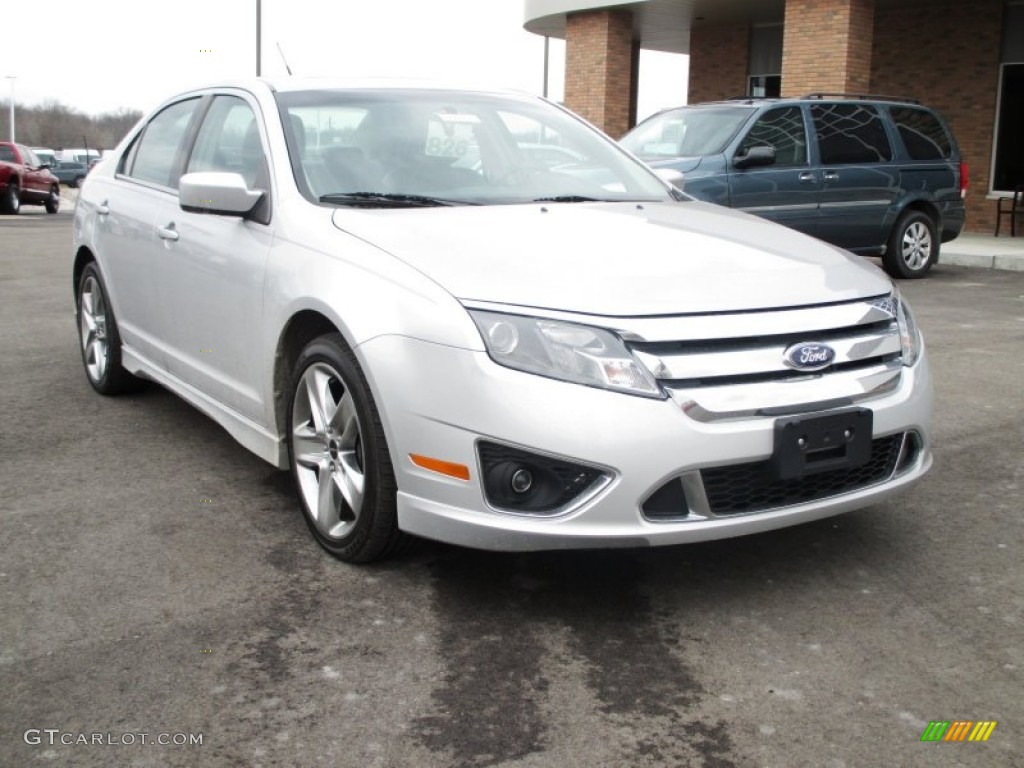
[
  {"left": 76, "top": 263, "right": 139, "bottom": 394},
  {"left": 287, "top": 333, "right": 406, "bottom": 563},
  {"left": 884, "top": 211, "right": 937, "bottom": 279}
]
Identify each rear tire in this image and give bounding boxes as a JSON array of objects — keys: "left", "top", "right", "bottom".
[
  {"left": 286, "top": 333, "right": 408, "bottom": 563},
  {"left": 45, "top": 185, "right": 60, "bottom": 214},
  {"left": 883, "top": 210, "right": 936, "bottom": 279},
  {"left": 1, "top": 183, "right": 20, "bottom": 214}
]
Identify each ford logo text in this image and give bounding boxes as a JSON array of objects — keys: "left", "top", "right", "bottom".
[{"left": 783, "top": 342, "right": 836, "bottom": 371}]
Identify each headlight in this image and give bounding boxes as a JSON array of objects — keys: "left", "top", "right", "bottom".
[
  {"left": 894, "top": 290, "right": 922, "bottom": 367},
  {"left": 468, "top": 310, "right": 663, "bottom": 398}
]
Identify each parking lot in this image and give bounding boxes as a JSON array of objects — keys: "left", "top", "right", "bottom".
[{"left": 1, "top": 209, "right": 1022, "bottom": 767}]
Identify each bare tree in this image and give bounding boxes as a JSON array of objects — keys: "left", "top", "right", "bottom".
[{"left": 0, "top": 99, "right": 142, "bottom": 150}]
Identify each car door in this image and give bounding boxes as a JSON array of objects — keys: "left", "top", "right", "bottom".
[
  {"left": 810, "top": 103, "right": 898, "bottom": 250},
  {"left": 18, "top": 146, "right": 49, "bottom": 199},
  {"left": 155, "top": 92, "right": 275, "bottom": 423},
  {"left": 92, "top": 97, "right": 204, "bottom": 368},
  {"left": 727, "top": 106, "right": 820, "bottom": 235}
]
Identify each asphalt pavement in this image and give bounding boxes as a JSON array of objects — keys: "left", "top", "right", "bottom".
[{"left": 1, "top": 209, "right": 1022, "bottom": 767}]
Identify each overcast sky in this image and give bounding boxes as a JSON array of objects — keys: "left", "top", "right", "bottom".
[{"left": 3, "top": 0, "right": 687, "bottom": 122}]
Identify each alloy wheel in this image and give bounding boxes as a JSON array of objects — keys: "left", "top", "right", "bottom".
[
  {"left": 79, "top": 276, "right": 109, "bottom": 382},
  {"left": 290, "top": 362, "right": 366, "bottom": 540}
]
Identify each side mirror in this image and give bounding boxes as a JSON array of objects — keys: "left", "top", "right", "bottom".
[
  {"left": 733, "top": 145, "right": 776, "bottom": 170},
  {"left": 654, "top": 168, "right": 685, "bottom": 190},
  {"left": 179, "top": 172, "right": 264, "bottom": 217}
]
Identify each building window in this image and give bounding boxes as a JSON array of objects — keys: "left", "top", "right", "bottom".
[
  {"left": 992, "top": 63, "right": 1024, "bottom": 192},
  {"left": 748, "top": 75, "right": 781, "bottom": 99},
  {"left": 748, "top": 24, "right": 782, "bottom": 99}
]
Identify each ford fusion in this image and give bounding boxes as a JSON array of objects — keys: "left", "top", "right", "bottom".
[{"left": 72, "top": 80, "right": 932, "bottom": 562}]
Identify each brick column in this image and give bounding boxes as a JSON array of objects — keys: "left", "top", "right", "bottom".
[
  {"left": 781, "top": 0, "right": 875, "bottom": 97},
  {"left": 688, "top": 24, "right": 751, "bottom": 103},
  {"left": 565, "top": 10, "right": 636, "bottom": 138}
]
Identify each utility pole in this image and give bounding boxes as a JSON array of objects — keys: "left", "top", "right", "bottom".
[
  {"left": 4, "top": 76, "right": 14, "bottom": 142},
  {"left": 256, "top": 0, "right": 262, "bottom": 76},
  {"left": 543, "top": 38, "right": 549, "bottom": 99}
]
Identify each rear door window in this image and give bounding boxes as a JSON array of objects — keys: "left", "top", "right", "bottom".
[
  {"left": 889, "top": 107, "right": 952, "bottom": 160},
  {"left": 811, "top": 103, "right": 893, "bottom": 164},
  {"left": 125, "top": 98, "right": 202, "bottom": 189}
]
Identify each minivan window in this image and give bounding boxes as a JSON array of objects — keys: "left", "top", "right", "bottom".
[
  {"left": 127, "top": 98, "right": 201, "bottom": 188},
  {"left": 621, "top": 107, "right": 753, "bottom": 159},
  {"left": 811, "top": 103, "right": 893, "bottom": 164},
  {"left": 737, "top": 107, "right": 807, "bottom": 166},
  {"left": 889, "top": 107, "right": 952, "bottom": 160}
]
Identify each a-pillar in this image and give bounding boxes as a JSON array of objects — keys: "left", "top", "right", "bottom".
[
  {"left": 564, "top": 9, "right": 638, "bottom": 138},
  {"left": 781, "top": 0, "right": 875, "bottom": 97}
]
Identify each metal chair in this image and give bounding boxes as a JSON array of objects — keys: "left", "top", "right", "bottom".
[{"left": 995, "top": 185, "right": 1023, "bottom": 236}]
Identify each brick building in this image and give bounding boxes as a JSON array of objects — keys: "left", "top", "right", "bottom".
[{"left": 524, "top": 0, "right": 1024, "bottom": 233}]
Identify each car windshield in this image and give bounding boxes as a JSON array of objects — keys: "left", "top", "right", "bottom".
[
  {"left": 621, "top": 106, "right": 755, "bottom": 160},
  {"left": 276, "top": 89, "right": 673, "bottom": 207}
]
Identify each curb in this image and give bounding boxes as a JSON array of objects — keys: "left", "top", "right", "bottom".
[{"left": 939, "top": 251, "right": 1024, "bottom": 272}]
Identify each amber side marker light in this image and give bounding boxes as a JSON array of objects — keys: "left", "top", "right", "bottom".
[{"left": 410, "top": 454, "right": 471, "bottom": 481}]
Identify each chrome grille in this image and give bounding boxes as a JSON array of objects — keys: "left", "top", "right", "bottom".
[{"left": 623, "top": 295, "right": 905, "bottom": 421}]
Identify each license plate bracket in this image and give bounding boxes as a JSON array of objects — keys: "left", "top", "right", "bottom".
[{"left": 771, "top": 408, "right": 873, "bottom": 480}]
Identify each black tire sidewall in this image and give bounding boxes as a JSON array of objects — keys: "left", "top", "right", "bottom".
[
  {"left": 45, "top": 187, "right": 59, "bottom": 214},
  {"left": 2, "top": 184, "right": 19, "bottom": 214},
  {"left": 286, "top": 333, "right": 399, "bottom": 562},
  {"left": 76, "top": 263, "right": 129, "bottom": 394},
  {"left": 885, "top": 211, "right": 937, "bottom": 279}
]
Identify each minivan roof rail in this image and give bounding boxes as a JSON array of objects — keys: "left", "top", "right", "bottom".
[{"left": 802, "top": 92, "right": 920, "bottom": 104}]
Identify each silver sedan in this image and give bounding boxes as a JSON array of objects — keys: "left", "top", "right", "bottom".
[{"left": 72, "top": 79, "right": 931, "bottom": 562}]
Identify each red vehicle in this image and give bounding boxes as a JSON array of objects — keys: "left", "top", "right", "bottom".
[{"left": 0, "top": 142, "right": 61, "bottom": 214}]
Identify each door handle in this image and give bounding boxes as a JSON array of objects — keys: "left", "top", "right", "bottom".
[
  {"left": 798, "top": 172, "right": 816, "bottom": 183},
  {"left": 97, "top": 201, "right": 110, "bottom": 216},
  {"left": 157, "top": 223, "right": 179, "bottom": 242},
  {"left": 823, "top": 172, "right": 840, "bottom": 182}
]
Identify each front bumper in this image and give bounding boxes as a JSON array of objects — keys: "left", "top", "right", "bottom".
[{"left": 359, "top": 335, "right": 932, "bottom": 552}]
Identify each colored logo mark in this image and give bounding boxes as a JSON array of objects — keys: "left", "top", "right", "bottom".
[{"left": 920, "top": 720, "right": 997, "bottom": 742}]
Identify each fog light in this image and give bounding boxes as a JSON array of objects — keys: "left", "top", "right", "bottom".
[
  {"left": 511, "top": 468, "right": 533, "bottom": 494},
  {"left": 478, "top": 441, "right": 609, "bottom": 515}
]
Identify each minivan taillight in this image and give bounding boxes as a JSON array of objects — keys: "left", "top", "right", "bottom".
[{"left": 959, "top": 161, "right": 969, "bottom": 199}]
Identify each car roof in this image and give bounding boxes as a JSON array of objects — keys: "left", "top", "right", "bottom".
[
  {"left": 178, "top": 76, "right": 535, "bottom": 99},
  {"left": 664, "top": 94, "right": 924, "bottom": 110}
]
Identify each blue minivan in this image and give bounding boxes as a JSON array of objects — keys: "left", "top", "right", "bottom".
[{"left": 621, "top": 95, "right": 967, "bottom": 278}]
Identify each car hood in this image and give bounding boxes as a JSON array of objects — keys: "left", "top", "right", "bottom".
[
  {"left": 644, "top": 156, "right": 704, "bottom": 173},
  {"left": 331, "top": 201, "right": 890, "bottom": 316}
]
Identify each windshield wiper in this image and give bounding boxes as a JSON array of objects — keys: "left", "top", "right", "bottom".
[
  {"left": 319, "top": 192, "right": 476, "bottom": 207},
  {"left": 532, "top": 195, "right": 604, "bottom": 203}
]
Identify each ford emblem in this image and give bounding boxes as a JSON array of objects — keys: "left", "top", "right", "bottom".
[{"left": 783, "top": 342, "right": 836, "bottom": 371}]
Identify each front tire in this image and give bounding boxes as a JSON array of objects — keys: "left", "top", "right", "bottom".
[
  {"left": 883, "top": 210, "right": 937, "bottom": 279},
  {"left": 287, "top": 333, "right": 406, "bottom": 563},
  {"left": 1, "top": 183, "right": 20, "bottom": 214},
  {"left": 76, "top": 263, "right": 138, "bottom": 394}
]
